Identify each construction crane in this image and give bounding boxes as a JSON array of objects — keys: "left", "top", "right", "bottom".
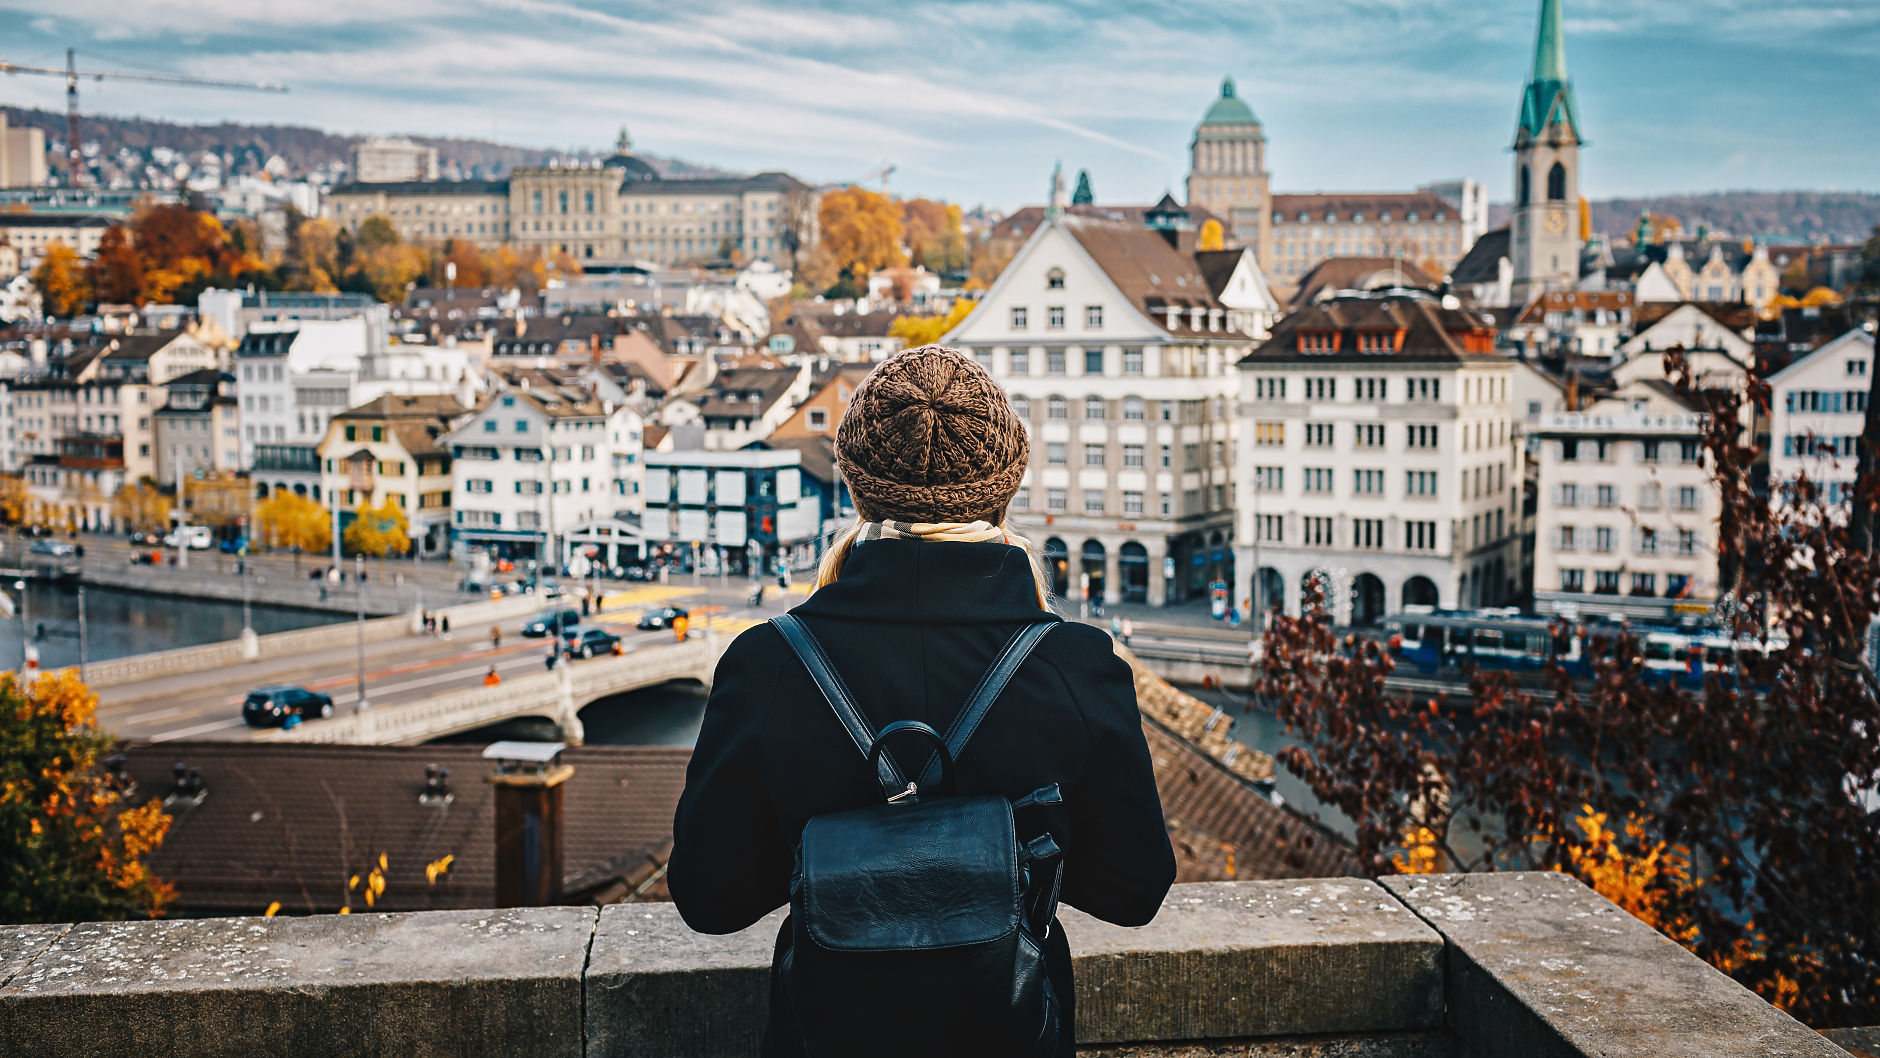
[
  {"left": 822, "top": 160, "right": 896, "bottom": 194},
  {"left": 0, "top": 48, "right": 288, "bottom": 186}
]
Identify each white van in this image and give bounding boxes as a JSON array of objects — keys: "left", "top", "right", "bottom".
[{"left": 163, "top": 526, "right": 214, "bottom": 550}]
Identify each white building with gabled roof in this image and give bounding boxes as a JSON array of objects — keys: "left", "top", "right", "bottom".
[
  {"left": 943, "top": 211, "right": 1260, "bottom": 607},
  {"left": 1766, "top": 328, "right": 1876, "bottom": 512}
]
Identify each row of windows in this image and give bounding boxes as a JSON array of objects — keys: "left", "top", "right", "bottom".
[
  {"left": 1009, "top": 393, "right": 1212, "bottom": 422},
  {"left": 1784, "top": 390, "right": 1868, "bottom": 414},
  {"left": 514, "top": 191, "right": 775, "bottom": 217},
  {"left": 1555, "top": 483, "right": 1702, "bottom": 510},
  {"left": 1554, "top": 526, "right": 1702, "bottom": 555},
  {"left": 1250, "top": 376, "right": 1449, "bottom": 403},
  {"left": 1781, "top": 435, "right": 1861, "bottom": 458},
  {"left": 464, "top": 478, "right": 599, "bottom": 495},
  {"left": 1010, "top": 487, "right": 1225, "bottom": 518},
  {"left": 1558, "top": 570, "right": 1694, "bottom": 597},
  {"left": 451, "top": 445, "right": 602, "bottom": 462},
  {"left": 1010, "top": 306, "right": 1104, "bottom": 331},
  {"left": 1253, "top": 421, "right": 1445, "bottom": 451},
  {"left": 1252, "top": 466, "right": 1456, "bottom": 499},
  {"left": 978, "top": 347, "right": 1147, "bottom": 376},
  {"left": 1041, "top": 442, "right": 1225, "bottom": 468},
  {"left": 1557, "top": 439, "right": 1701, "bottom": 464}
]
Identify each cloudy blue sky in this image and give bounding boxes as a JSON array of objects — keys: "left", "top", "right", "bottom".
[{"left": 2, "top": 0, "right": 1875, "bottom": 209}]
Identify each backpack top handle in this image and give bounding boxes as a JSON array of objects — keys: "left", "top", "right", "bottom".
[{"left": 869, "top": 720, "right": 955, "bottom": 799}]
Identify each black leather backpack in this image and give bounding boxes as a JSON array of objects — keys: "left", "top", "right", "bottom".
[{"left": 771, "top": 614, "right": 1066, "bottom": 1058}]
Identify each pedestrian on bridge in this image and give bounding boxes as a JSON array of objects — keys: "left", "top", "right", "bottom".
[
  {"left": 490, "top": 625, "right": 501, "bottom": 651},
  {"left": 544, "top": 645, "right": 558, "bottom": 672},
  {"left": 483, "top": 666, "right": 502, "bottom": 686},
  {"left": 669, "top": 345, "right": 1174, "bottom": 1058}
]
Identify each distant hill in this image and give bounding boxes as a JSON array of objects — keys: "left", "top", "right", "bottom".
[
  {"left": 1488, "top": 190, "right": 1880, "bottom": 245},
  {"left": 0, "top": 105, "right": 739, "bottom": 186}
]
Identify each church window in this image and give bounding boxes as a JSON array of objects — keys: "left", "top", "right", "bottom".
[
  {"left": 1046, "top": 268, "right": 1065, "bottom": 290},
  {"left": 1547, "top": 162, "right": 1567, "bottom": 201},
  {"left": 1518, "top": 166, "right": 1531, "bottom": 206}
]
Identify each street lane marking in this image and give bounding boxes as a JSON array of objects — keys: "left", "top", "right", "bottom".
[
  {"left": 123, "top": 707, "right": 185, "bottom": 724},
  {"left": 149, "top": 717, "right": 246, "bottom": 741}
]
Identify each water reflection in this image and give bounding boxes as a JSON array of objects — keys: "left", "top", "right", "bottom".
[{"left": 0, "top": 580, "right": 340, "bottom": 670}]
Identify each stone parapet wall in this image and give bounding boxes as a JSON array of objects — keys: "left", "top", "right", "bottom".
[{"left": 0, "top": 876, "right": 1842, "bottom": 1058}]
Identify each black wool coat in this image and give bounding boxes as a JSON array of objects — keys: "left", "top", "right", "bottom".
[{"left": 668, "top": 538, "right": 1177, "bottom": 1057}]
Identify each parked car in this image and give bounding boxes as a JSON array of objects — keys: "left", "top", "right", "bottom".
[
  {"left": 560, "top": 625, "right": 622, "bottom": 659},
  {"left": 128, "top": 531, "right": 156, "bottom": 545},
  {"left": 218, "top": 537, "right": 247, "bottom": 554},
  {"left": 29, "top": 540, "right": 75, "bottom": 558},
  {"left": 636, "top": 606, "right": 688, "bottom": 630},
  {"left": 162, "top": 526, "right": 213, "bottom": 550},
  {"left": 522, "top": 608, "right": 581, "bottom": 638},
  {"left": 622, "top": 565, "right": 651, "bottom": 582},
  {"left": 241, "top": 685, "right": 335, "bottom": 727}
]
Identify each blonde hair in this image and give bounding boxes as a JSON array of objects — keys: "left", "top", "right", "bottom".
[{"left": 812, "top": 520, "right": 1052, "bottom": 612}]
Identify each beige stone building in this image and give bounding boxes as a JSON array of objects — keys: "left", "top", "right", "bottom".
[
  {"left": 1266, "top": 193, "right": 1468, "bottom": 288},
  {"left": 326, "top": 132, "right": 816, "bottom": 270}
]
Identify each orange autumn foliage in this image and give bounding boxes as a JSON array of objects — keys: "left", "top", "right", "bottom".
[{"left": 0, "top": 669, "right": 175, "bottom": 923}]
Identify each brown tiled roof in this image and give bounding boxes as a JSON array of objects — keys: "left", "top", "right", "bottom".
[
  {"left": 1245, "top": 293, "right": 1498, "bottom": 364},
  {"left": 1144, "top": 723, "right": 1360, "bottom": 882},
  {"left": 1059, "top": 217, "right": 1244, "bottom": 338},
  {"left": 1512, "top": 289, "right": 1635, "bottom": 326},
  {"left": 119, "top": 742, "right": 689, "bottom": 917},
  {"left": 104, "top": 333, "right": 186, "bottom": 361},
  {"left": 697, "top": 366, "right": 797, "bottom": 420},
  {"left": 996, "top": 203, "right": 1227, "bottom": 245},
  {"left": 335, "top": 393, "right": 468, "bottom": 421},
  {"left": 1451, "top": 227, "right": 1511, "bottom": 287},
  {"left": 812, "top": 312, "right": 900, "bottom": 339},
  {"left": 1193, "top": 249, "right": 1246, "bottom": 301},
  {"left": 1632, "top": 301, "right": 1756, "bottom": 333},
  {"left": 1288, "top": 257, "right": 1441, "bottom": 309}
]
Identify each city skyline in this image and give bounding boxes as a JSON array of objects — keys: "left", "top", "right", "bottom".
[{"left": 1, "top": 0, "right": 1877, "bottom": 210}]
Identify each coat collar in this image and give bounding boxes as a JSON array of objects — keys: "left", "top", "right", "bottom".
[{"left": 790, "top": 539, "right": 1054, "bottom": 625}]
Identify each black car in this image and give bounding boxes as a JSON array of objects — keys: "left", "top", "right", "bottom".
[
  {"left": 636, "top": 606, "right": 688, "bottom": 630},
  {"left": 560, "top": 625, "right": 622, "bottom": 659},
  {"left": 521, "top": 608, "right": 581, "bottom": 638},
  {"left": 241, "top": 685, "right": 335, "bottom": 727}
]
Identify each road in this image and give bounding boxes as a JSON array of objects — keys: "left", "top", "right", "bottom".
[{"left": 96, "top": 580, "right": 788, "bottom": 744}]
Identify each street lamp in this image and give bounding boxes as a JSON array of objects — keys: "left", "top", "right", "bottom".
[{"left": 354, "top": 554, "right": 370, "bottom": 712}]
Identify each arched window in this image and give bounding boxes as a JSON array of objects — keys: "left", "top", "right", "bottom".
[
  {"left": 1046, "top": 268, "right": 1065, "bottom": 290},
  {"left": 1011, "top": 394, "right": 1030, "bottom": 420},
  {"left": 584, "top": 190, "right": 595, "bottom": 212},
  {"left": 1123, "top": 396, "right": 1145, "bottom": 421},
  {"left": 1047, "top": 396, "right": 1067, "bottom": 419},
  {"left": 1084, "top": 395, "right": 1105, "bottom": 420},
  {"left": 558, "top": 190, "right": 569, "bottom": 213},
  {"left": 1517, "top": 166, "right": 1531, "bottom": 206},
  {"left": 1547, "top": 162, "right": 1567, "bottom": 202}
]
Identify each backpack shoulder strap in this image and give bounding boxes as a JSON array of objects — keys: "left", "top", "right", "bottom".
[
  {"left": 771, "top": 614, "right": 906, "bottom": 799},
  {"left": 917, "top": 619, "right": 1059, "bottom": 790}
]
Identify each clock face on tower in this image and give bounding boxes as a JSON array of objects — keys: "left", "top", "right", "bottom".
[{"left": 1544, "top": 209, "right": 1567, "bottom": 235}]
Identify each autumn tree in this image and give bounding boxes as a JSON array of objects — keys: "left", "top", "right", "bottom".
[
  {"left": 1260, "top": 351, "right": 1880, "bottom": 1026},
  {"left": 818, "top": 186, "right": 906, "bottom": 293},
  {"left": 0, "top": 475, "right": 26, "bottom": 526},
  {"left": 89, "top": 224, "right": 147, "bottom": 306},
  {"left": 255, "top": 491, "right": 331, "bottom": 575},
  {"left": 889, "top": 298, "right": 977, "bottom": 348},
  {"left": 902, "top": 199, "right": 965, "bottom": 275},
  {"left": 356, "top": 214, "right": 400, "bottom": 249},
  {"left": 343, "top": 498, "right": 409, "bottom": 579},
  {"left": 280, "top": 213, "right": 341, "bottom": 293},
  {"left": 32, "top": 241, "right": 91, "bottom": 317},
  {"left": 0, "top": 669, "right": 175, "bottom": 924},
  {"left": 111, "top": 482, "right": 168, "bottom": 536}
]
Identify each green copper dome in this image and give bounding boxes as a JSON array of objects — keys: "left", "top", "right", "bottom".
[{"left": 1200, "top": 77, "right": 1260, "bottom": 126}]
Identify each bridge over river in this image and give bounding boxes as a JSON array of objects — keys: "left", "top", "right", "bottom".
[{"left": 85, "top": 585, "right": 756, "bottom": 746}]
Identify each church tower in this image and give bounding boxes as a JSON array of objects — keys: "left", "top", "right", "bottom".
[
  {"left": 1185, "top": 77, "right": 1271, "bottom": 265},
  {"left": 1509, "top": 0, "right": 1584, "bottom": 306}
]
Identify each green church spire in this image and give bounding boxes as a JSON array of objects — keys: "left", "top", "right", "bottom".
[
  {"left": 1516, "top": 0, "right": 1580, "bottom": 142},
  {"left": 1532, "top": 0, "right": 1567, "bottom": 82}
]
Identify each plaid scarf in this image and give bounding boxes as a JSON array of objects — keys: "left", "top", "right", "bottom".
[{"left": 855, "top": 520, "right": 1009, "bottom": 544}]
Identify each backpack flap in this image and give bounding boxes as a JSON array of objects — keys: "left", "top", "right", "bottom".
[{"left": 799, "top": 794, "right": 1021, "bottom": 952}]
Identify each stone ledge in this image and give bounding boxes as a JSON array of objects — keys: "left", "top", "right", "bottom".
[
  {"left": 0, "top": 907, "right": 595, "bottom": 1058},
  {"left": 0, "top": 923, "right": 68, "bottom": 991},
  {"left": 1381, "top": 872, "right": 1845, "bottom": 1058},
  {"left": 1080, "top": 1028, "right": 1467, "bottom": 1057}
]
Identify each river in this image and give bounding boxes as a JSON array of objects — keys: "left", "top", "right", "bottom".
[{"left": 0, "top": 580, "right": 342, "bottom": 671}]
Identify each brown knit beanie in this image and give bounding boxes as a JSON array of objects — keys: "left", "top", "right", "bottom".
[{"left": 836, "top": 344, "right": 1028, "bottom": 523}]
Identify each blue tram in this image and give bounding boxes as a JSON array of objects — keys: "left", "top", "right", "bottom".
[{"left": 1380, "top": 607, "right": 1775, "bottom": 687}]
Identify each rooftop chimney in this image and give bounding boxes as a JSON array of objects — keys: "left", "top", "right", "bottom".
[{"left": 484, "top": 741, "right": 571, "bottom": 907}]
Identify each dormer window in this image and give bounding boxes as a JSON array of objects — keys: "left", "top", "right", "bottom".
[
  {"left": 1407, "top": 212, "right": 1419, "bottom": 222},
  {"left": 1046, "top": 268, "right": 1065, "bottom": 290},
  {"left": 1324, "top": 211, "right": 1337, "bottom": 222},
  {"left": 725, "top": 392, "right": 740, "bottom": 403},
  {"left": 1381, "top": 211, "right": 1392, "bottom": 222},
  {"left": 1299, "top": 332, "right": 1338, "bottom": 354},
  {"left": 1357, "top": 332, "right": 1397, "bottom": 354},
  {"left": 1352, "top": 212, "right": 1365, "bottom": 222}
]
